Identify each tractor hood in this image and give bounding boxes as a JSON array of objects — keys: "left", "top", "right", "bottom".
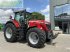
[
  {"left": 28, "top": 20, "right": 51, "bottom": 31},
  {"left": 29, "top": 20, "right": 50, "bottom": 24}
]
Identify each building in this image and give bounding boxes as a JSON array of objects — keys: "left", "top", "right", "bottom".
[{"left": 50, "top": 0, "right": 70, "bottom": 34}]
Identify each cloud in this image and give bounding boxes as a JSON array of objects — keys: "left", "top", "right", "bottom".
[
  {"left": 40, "top": 5, "right": 50, "bottom": 22},
  {"left": 0, "top": 9, "right": 14, "bottom": 16},
  {"left": 0, "top": 9, "right": 14, "bottom": 24},
  {"left": 40, "top": 5, "right": 50, "bottom": 13},
  {"left": 0, "top": 0, "right": 22, "bottom": 8},
  {"left": 0, "top": 9, "right": 5, "bottom": 16},
  {"left": 0, "top": 0, "right": 17, "bottom": 4},
  {"left": 26, "top": 8, "right": 31, "bottom": 12},
  {"left": 45, "top": 13, "right": 50, "bottom": 22}
]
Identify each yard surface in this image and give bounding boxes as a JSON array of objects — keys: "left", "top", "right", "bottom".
[{"left": 0, "top": 31, "right": 70, "bottom": 52}]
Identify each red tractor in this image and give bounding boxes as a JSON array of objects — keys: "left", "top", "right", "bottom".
[{"left": 4, "top": 10, "right": 58, "bottom": 48}]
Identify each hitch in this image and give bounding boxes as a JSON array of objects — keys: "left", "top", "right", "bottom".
[{"left": 52, "top": 32, "right": 60, "bottom": 39}]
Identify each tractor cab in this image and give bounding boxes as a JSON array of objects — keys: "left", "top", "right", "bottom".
[
  {"left": 14, "top": 10, "right": 32, "bottom": 24},
  {"left": 10, "top": 10, "right": 34, "bottom": 31}
]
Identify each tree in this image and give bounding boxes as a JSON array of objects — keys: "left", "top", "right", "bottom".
[
  {"left": 0, "top": 23, "right": 3, "bottom": 30},
  {"left": 31, "top": 12, "right": 45, "bottom": 20}
]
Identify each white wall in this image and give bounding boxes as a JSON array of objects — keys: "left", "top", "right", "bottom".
[{"left": 51, "top": 0, "right": 68, "bottom": 6}]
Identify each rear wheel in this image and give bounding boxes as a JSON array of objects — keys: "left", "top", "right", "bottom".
[
  {"left": 4, "top": 23, "right": 17, "bottom": 42},
  {"left": 26, "top": 28, "right": 46, "bottom": 48}
]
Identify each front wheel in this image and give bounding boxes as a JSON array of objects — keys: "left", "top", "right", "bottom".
[
  {"left": 4, "top": 23, "right": 17, "bottom": 42},
  {"left": 26, "top": 28, "right": 46, "bottom": 48}
]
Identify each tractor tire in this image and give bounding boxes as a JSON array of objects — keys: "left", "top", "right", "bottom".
[
  {"left": 46, "top": 32, "right": 53, "bottom": 43},
  {"left": 4, "top": 23, "right": 17, "bottom": 42},
  {"left": 26, "top": 28, "right": 46, "bottom": 48}
]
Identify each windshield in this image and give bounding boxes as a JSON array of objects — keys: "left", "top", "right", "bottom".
[
  {"left": 14, "top": 11, "right": 32, "bottom": 21},
  {"left": 15, "top": 13, "right": 24, "bottom": 22}
]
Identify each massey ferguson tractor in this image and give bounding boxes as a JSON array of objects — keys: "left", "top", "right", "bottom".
[{"left": 4, "top": 10, "right": 58, "bottom": 48}]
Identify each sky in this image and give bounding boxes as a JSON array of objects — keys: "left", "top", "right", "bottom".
[
  {"left": 1, "top": 0, "right": 70, "bottom": 23},
  {"left": 24, "top": 0, "right": 49, "bottom": 12},
  {"left": 0, "top": 0, "right": 24, "bottom": 23},
  {"left": 0, "top": 0, "right": 50, "bottom": 23},
  {"left": 55, "top": 4, "right": 70, "bottom": 16},
  {"left": 0, "top": 0, "right": 23, "bottom": 8},
  {"left": 24, "top": 0, "right": 50, "bottom": 20}
]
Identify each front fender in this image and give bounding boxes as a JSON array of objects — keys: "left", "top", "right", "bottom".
[{"left": 6, "top": 20, "right": 20, "bottom": 28}]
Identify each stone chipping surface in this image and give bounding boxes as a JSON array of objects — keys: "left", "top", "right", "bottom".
[{"left": 0, "top": 31, "right": 70, "bottom": 52}]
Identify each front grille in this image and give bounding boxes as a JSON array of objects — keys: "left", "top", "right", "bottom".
[{"left": 46, "top": 24, "right": 51, "bottom": 30}]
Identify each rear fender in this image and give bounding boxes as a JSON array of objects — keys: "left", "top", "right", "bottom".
[{"left": 28, "top": 22, "right": 45, "bottom": 31}]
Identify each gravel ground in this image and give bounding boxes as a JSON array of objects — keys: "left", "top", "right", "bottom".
[{"left": 0, "top": 31, "right": 70, "bottom": 52}]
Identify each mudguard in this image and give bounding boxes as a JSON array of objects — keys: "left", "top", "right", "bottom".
[
  {"left": 6, "top": 20, "right": 20, "bottom": 28},
  {"left": 28, "top": 20, "right": 49, "bottom": 31}
]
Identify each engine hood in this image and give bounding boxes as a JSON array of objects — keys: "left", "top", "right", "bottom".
[{"left": 29, "top": 20, "right": 50, "bottom": 24}]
